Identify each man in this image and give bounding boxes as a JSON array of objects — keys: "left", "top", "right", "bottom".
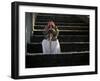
[{"left": 42, "top": 21, "right": 61, "bottom": 54}]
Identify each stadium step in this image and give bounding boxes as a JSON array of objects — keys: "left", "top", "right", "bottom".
[
  {"left": 27, "top": 42, "right": 89, "bottom": 53},
  {"left": 33, "top": 30, "right": 89, "bottom": 35},
  {"left": 26, "top": 52, "right": 89, "bottom": 68},
  {"left": 35, "top": 14, "right": 85, "bottom": 23},
  {"left": 34, "top": 25, "right": 89, "bottom": 30},
  {"left": 30, "top": 35, "right": 89, "bottom": 43},
  {"left": 35, "top": 22, "right": 88, "bottom": 26}
]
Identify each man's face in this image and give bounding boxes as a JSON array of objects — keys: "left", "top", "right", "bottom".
[{"left": 48, "top": 21, "right": 55, "bottom": 28}]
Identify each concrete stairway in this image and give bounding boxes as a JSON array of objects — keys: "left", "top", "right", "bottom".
[{"left": 26, "top": 13, "right": 89, "bottom": 68}]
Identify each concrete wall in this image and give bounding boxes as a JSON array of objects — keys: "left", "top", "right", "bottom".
[{"left": 25, "top": 13, "right": 33, "bottom": 43}]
